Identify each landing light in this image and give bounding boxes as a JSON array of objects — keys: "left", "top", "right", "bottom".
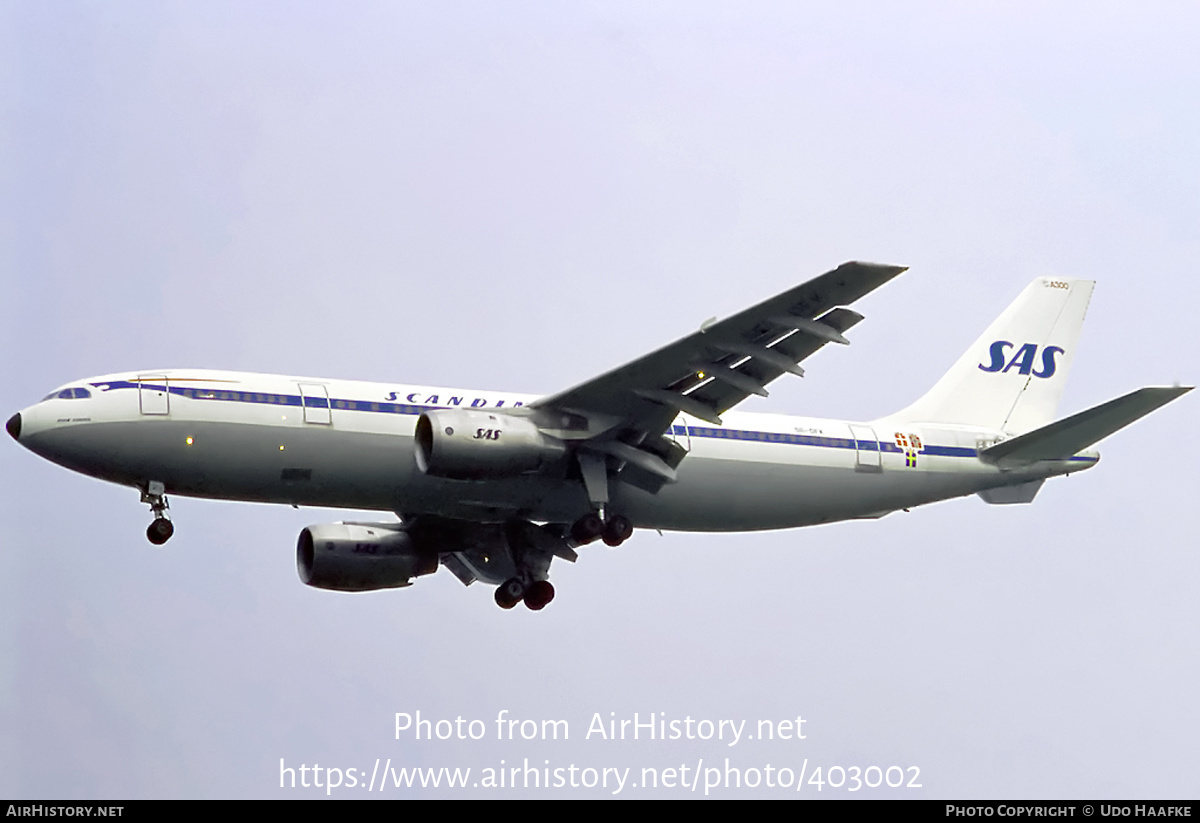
[{"left": 185, "top": 437, "right": 193, "bottom": 446}]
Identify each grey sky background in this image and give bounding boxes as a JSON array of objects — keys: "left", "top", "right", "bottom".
[{"left": 2, "top": 2, "right": 1197, "bottom": 798}]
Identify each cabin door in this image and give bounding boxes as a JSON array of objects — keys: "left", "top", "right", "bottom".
[
  {"left": 849, "top": 424, "right": 881, "bottom": 472},
  {"left": 297, "top": 383, "right": 332, "bottom": 425},
  {"left": 138, "top": 375, "right": 169, "bottom": 415}
]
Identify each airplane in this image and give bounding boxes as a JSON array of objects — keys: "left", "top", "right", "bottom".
[{"left": 6, "top": 262, "right": 1190, "bottom": 611}]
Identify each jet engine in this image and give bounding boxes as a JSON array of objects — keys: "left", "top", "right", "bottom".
[
  {"left": 414, "top": 409, "right": 565, "bottom": 480},
  {"left": 296, "top": 523, "right": 438, "bottom": 592}
]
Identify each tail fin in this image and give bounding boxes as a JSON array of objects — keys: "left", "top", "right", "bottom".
[{"left": 892, "top": 278, "right": 1094, "bottom": 433}]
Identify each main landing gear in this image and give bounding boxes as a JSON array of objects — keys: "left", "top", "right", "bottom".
[
  {"left": 570, "top": 452, "right": 633, "bottom": 547},
  {"left": 489, "top": 511, "right": 629, "bottom": 609},
  {"left": 494, "top": 577, "right": 556, "bottom": 611},
  {"left": 570, "top": 511, "right": 633, "bottom": 547},
  {"left": 493, "top": 520, "right": 560, "bottom": 611},
  {"left": 141, "top": 481, "right": 174, "bottom": 545}
]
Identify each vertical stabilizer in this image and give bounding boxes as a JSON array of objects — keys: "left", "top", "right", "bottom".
[{"left": 892, "top": 279, "right": 1094, "bottom": 433}]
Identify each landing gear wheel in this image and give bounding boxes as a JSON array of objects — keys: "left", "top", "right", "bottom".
[
  {"left": 602, "top": 515, "right": 633, "bottom": 547},
  {"left": 524, "top": 580, "right": 555, "bottom": 611},
  {"left": 146, "top": 518, "right": 174, "bottom": 545},
  {"left": 570, "top": 512, "right": 604, "bottom": 545},
  {"left": 494, "top": 578, "right": 526, "bottom": 610}
]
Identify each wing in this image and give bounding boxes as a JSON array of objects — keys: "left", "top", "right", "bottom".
[{"left": 532, "top": 261, "right": 906, "bottom": 431}]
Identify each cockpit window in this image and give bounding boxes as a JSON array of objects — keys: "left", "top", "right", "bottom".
[{"left": 46, "top": 387, "right": 91, "bottom": 400}]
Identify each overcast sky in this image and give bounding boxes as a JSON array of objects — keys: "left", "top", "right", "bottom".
[{"left": 2, "top": 2, "right": 1197, "bottom": 798}]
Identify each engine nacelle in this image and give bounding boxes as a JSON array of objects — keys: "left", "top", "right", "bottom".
[
  {"left": 297, "top": 523, "right": 438, "bottom": 592},
  {"left": 414, "top": 409, "right": 565, "bottom": 480}
]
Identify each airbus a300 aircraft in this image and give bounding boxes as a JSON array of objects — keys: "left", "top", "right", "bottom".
[{"left": 6, "top": 262, "right": 1190, "bottom": 610}]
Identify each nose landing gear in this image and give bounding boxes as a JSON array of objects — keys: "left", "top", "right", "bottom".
[{"left": 140, "top": 481, "right": 174, "bottom": 545}]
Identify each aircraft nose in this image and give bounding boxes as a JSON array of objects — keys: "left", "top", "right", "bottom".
[{"left": 6, "top": 412, "right": 20, "bottom": 441}]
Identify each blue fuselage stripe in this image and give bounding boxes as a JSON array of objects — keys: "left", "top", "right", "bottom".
[{"left": 85, "top": 380, "right": 1094, "bottom": 463}]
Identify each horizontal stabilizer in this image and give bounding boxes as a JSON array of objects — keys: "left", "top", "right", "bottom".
[{"left": 980, "top": 386, "right": 1192, "bottom": 467}]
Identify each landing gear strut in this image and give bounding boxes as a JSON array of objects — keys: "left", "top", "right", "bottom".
[{"left": 141, "top": 481, "right": 174, "bottom": 545}]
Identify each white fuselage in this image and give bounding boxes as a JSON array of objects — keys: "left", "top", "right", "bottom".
[{"left": 12, "top": 369, "right": 1097, "bottom": 531}]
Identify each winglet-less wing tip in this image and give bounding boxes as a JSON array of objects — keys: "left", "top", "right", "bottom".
[{"left": 840, "top": 261, "right": 908, "bottom": 276}]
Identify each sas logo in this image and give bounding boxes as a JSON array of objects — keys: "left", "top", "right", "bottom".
[{"left": 978, "top": 341, "right": 1064, "bottom": 378}]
